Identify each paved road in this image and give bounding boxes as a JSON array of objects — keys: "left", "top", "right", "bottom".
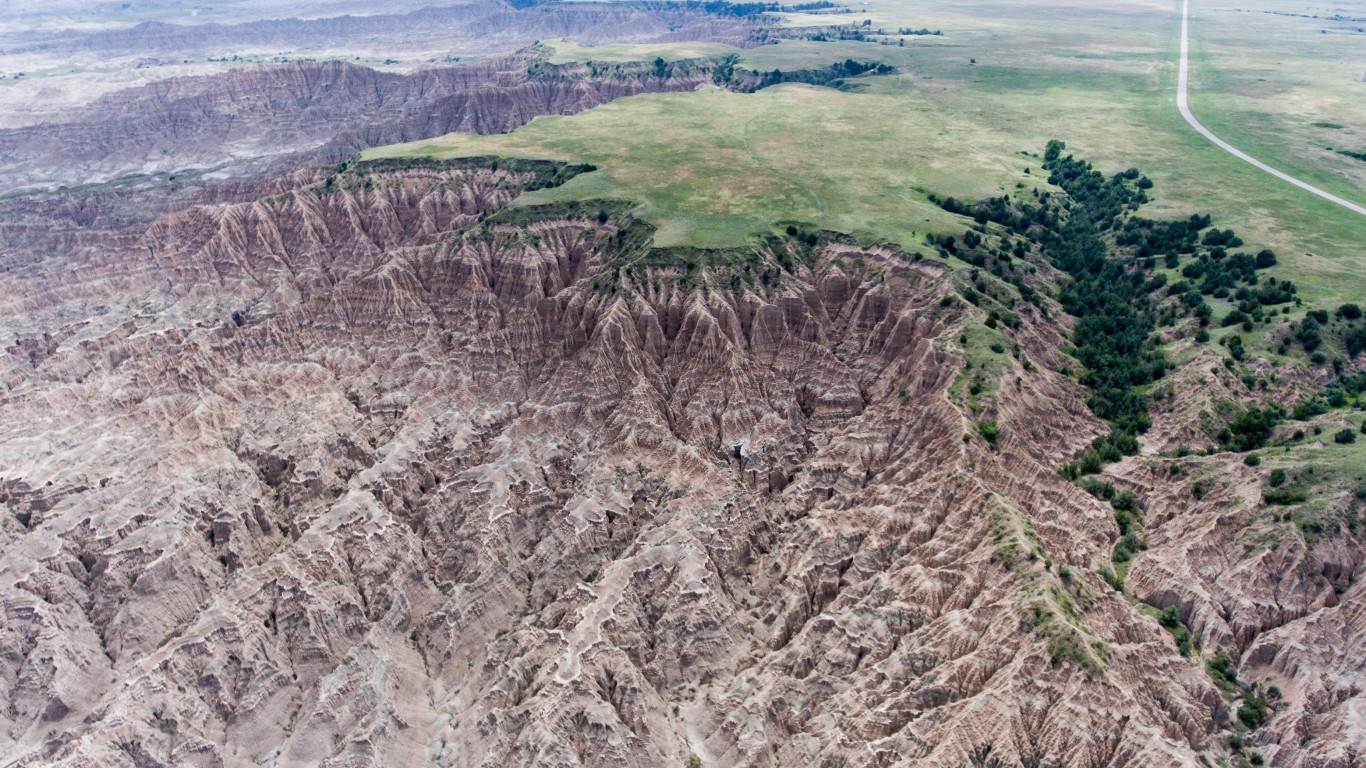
[{"left": 1177, "top": 0, "right": 1366, "bottom": 217}]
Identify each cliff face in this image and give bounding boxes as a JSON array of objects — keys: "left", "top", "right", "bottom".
[
  {"left": 0, "top": 55, "right": 724, "bottom": 194},
  {"left": 1, "top": 161, "right": 1359, "bottom": 768},
  {"left": 0, "top": 161, "right": 1217, "bottom": 767}
]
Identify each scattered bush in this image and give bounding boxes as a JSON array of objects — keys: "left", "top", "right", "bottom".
[
  {"left": 977, "top": 421, "right": 1000, "bottom": 445},
  {"left": 1155, "top": 605, "right": 1193, "bottom": 655},
  {"left": 1111, "top": 490, "right": 1138, "bottom": 513},
  {"left": 1218, "top": 404, "right": 1284, "bottom": 452},
  {"left": 1206, "top": 649, "right": 1239, "bottom": 691},
  {"left": 1081, "top": 478, "right": 1116, "bottom": 500},
  {"left": 1264, "top": 486, "right": 1308, "bottom": 505},
  {"left": 1238, "top": 694, "right": 1270, "bottom": 729}
]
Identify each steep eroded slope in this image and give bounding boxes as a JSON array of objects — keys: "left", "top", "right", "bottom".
[{"left": 0, "top": 159, "right": 1246, "bottom": 767}]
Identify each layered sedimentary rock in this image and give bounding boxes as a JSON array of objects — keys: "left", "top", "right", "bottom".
[
  {"left": 1112, "top": 447, "right": 1364, "bottom": 768},
  {"left": 0, "top": 53, "right": 730, "bottom": 194},
  {"left": 1, "top": 160, "right": 1360, "bottom": 768}
]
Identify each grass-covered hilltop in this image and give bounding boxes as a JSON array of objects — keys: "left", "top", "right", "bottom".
[
  {"left": 365, "top": 0, "right": 1366, "bottom": 307},
  {"left": 364, "top": 0, "right": 1366, "bottom": 456}
]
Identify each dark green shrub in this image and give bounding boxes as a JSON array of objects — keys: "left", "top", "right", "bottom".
[
  {"left": 1158, "top": 606, "right": 1181, "bottom": 629},
  {"left": 977, "top": 421, "right": 999, "bottom": 445},
  {"left": 1081, "top": 478, "right": 1116, "bottom": 500},
  {"left": 1218, "top": 404, "right": 1284, "bottom": 452},
  {"left": 1112, "top": 490, "right": 1138, "bottom": 512},
  {"left": 1227, "top": 335, "right": 1245, "bottom": 361},
  {"left": 1206, "top": 649, "right": 1238, "bottom": 691},
  {"left": 1238, "top": 695, "right": 1269, "bottom": 728},
  {"left": 1264, "top": 486, "right": 1308, "bottom": 505},
  {"left": 1099, "top": 566, "right": 1123, "bottom": 591}
]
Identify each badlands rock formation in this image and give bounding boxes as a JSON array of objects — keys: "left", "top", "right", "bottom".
[
  {"left": 4, "top": 158, "right": 1359, "bottom": 768},
  {"left": 0, "top": 52, "right": 737, "bottom": 194},
  {"left": 0, "top": 1, "right": 759, "bottom": 134}
]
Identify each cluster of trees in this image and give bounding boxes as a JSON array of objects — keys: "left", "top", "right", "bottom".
[
  {"left": 1330, "top": 370, "right": 1366, "bottom": 400},
  {"left": 1038, "top": 145, "right": 1172, "bottom": 475},
  {"left": 1291, "top": 314, "right": 1326, "bottom": 353},
  {"left": 1114, "top": 212, "right": 1292, "bottom": 338},
  {"left": 748, "top": 59, "right": 894, "bottom": 90},
  {"left": 1042, "top": 141, "right": 1150, "bottom": 228},
  {"left": 896, "top": 27, "right": 943, "bottom": 35},
  {"left": 1328, "top": 305, "right": 1366, "bottom": 358},
  {"left": 1164, "top": 251, "right": 1294, "bottom": 335},
  {"left": 1101, "top": 193, "right": 1305, "bottom": 361},
  {"left": 933, "top": 140, "right": 1366, "bottom": 476},
  {"left": 931, "top": 192, "right": 1064, "bottom": 235},
  {"left": 675, "top": 0, "right": 836, "bottom": 17},
  {"left": 1217, "top": 404, "right": 1285, "bottom": 452},
  {"left": 1178, "top": 250, "right": 1283, "bottom": 298},
  {"left": 1201, "top": 227, "right": 1244, "bottom": 248},
  {"left": 1115, "top": 214, "right": 1208, "bottom": 257},
  {"left": 808, "top": 28, "right": 875, "bottom": 41},
  {"left": 935, "top": 142, "right": 1179, "bottom": 476},
  {"left": 1280, "top": 306, "right": 1366, "bottom": 360}
]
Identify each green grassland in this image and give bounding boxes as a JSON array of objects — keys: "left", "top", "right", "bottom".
[
  {"left": 362, "top": 83, "right": 1024, "bottom": 249},
  {"left": 820, "top": 0, "right": 1366, "bottom": 307},
  {"left": 367, "top": 0, "right": 1365, "bottom": 308},
  {"left": 1254, "top": 415, "right": 1366, "bottom": 549},
  {"left": 1188, "top": 0, "right": 1366, "bottom": 204}
]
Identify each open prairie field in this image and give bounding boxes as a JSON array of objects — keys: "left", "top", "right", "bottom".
[
  {"left": 374, "top": 0, "right": 1366, "bottom": 306},
  {"left": 1187, "top": 0, "right": 1366, "bottom": 201},
  {"left": 363, "top": 82, "right": 1026, "bottom": 250},
  {"left": 832, "top": 0, "right": 1366, "bottom": 304}
]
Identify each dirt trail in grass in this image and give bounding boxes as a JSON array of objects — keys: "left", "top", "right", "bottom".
[
  {"left": 1178, "top": 0, "right": 1366, "bottom": 217},
  {"left": 743, "top": 107, "right": 828, "bottom": 216}
]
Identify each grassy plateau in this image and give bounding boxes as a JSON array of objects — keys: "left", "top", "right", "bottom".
[{"left": 364, "top": 0, "right": 1366, "bottom": 308}]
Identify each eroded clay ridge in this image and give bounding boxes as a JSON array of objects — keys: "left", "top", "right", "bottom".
[
  {"left": 0, "top": 47, "right": 742, "bottom": 194},
  {"left": 0, "top": 161, "right": 1359, "bottom": 768}
]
